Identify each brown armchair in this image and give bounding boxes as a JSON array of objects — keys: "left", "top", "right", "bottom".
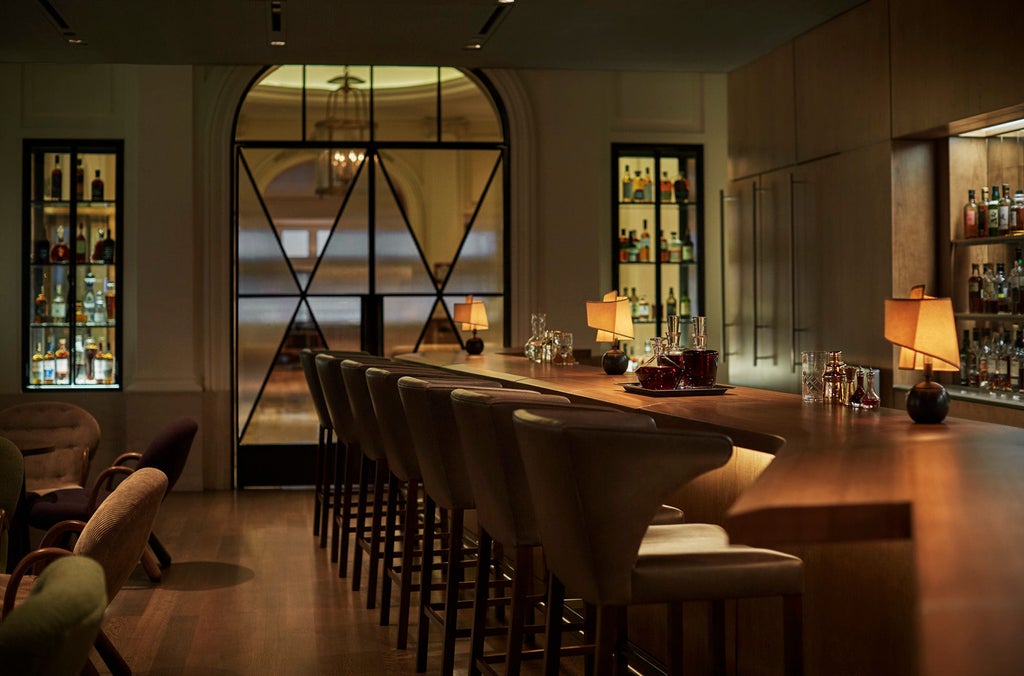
[{"left": 0, "top": 402, "right": 100, "bottom": 496}]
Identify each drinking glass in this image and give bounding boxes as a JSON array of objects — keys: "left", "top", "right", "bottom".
[
  {"left": 554, "top": 331, "right": 575, "bottom": 366},
  {"left": 801, "top": 350, "right": 827, "bottom": 402}
]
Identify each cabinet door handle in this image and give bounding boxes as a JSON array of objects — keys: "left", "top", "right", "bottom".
[
  {"left": 753, "top": 181, "right": 766, "bottom": 366},
  {"left": 790, "top": 176, "right": 810, "bottom": 371},
  {"left": 719, "top": 188, "right": 731, "bottom": 363}
]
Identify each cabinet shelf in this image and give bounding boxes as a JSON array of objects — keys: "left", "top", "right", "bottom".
[
  {"left": 619, "top": 260, "right": 698, "bottom": 266},
  {"left": 952, "top": 234, "right": 1024, "bottom": 247},
  {"left": 619, "top": 200, "right": 698, "bottom": 207},
  {"left": 955, "top": 312, "right": 1024, "bottom": 321},
  {"left": 947, "top": 385, "right": 1024, "bottom": 409}
]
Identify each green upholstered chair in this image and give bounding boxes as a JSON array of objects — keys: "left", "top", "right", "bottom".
[
  {"left": 0, "top": 555, "right": 106, "bottom": 675},
  {"left": 0, "top": 437, "right": 25, "bottom": 573}
]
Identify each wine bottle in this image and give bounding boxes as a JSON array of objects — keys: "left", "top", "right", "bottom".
[
  {"left": 50, "top": 225, "right": 70, "bottom": 262},
  {"left": 91, "top": 170, "right": 104, "bottom": 201},
  {"left": 75, "top": 158, "right": 84, "bottom": 200},
  {"left": 50, "top": 155, "right": 62, "bottom": 200}
]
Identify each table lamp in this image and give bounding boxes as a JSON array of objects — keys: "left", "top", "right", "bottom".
[
  {"left": 586, "top": 290, "right": 634, "bottom": 375},
  {"left": 454, "top": 295, "right": 488, "bottom": 355},
  {"left": 883, "top": 290, "right": 960, "bottom": 423}
]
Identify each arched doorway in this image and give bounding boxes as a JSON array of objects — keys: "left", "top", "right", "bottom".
[{"left": 233, "top": 65, "right": 509, "bottom": 485}]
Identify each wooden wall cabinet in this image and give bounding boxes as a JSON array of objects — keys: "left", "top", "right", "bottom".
[{"left": 727, "top": 42, "right": 796, "bottom": 180}]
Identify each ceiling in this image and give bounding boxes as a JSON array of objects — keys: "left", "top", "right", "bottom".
[{"left": 2, "top": 0, "right": 866, "bottom": 73}]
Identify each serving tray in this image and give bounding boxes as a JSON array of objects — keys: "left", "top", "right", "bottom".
[{"left": 620, "top": 383, "right": 732, "bottom": 397}]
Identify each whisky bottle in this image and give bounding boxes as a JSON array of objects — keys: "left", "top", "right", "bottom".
[
  {"left": 660, "top": 171, "right": 673, "bottom": 202},
  {"left": 104, "top": 280, "right": 116, "bottom": 321},
  {"left": 50, "top": 155, "right": 62, "bottom": 200},
  {"left": 642, "top": 168, "right": 653, "bottom": 202},
  {"left": 963, "top": 189, "right": 979, "bottom": 238},
  {"left": 54, "top": 339, "right": 70, "bottom": 384},
  {"left": 639, "top": 220, "right": 650, "bottom": 262},
  {"left": 959, "top": 329, "right": 971, "bottom": 386},
  {"left": 983, "top": 263, "right": 997, "bottom": 313},
  {"left": 91, "top": 170, "right": 104, "bottom": 201},
  {"left": 102, "top": 343, "right": 115, "bottom": 384},
  {"left": 666, "top": 287, "right": 678, "bottom": 317},
  {"left": 668, "top": 231, "right": 682, "bottom": 262},
  {"left": 1011, "top": 248, "right": 1024, "bottom": 314},
  {"left": 101, "top": 229, "right": 115, "bottom": 264},
  {"left": 679, "top": 290, "right": 692, "bottom": 317},
  {"left": 93, "top": 284, "right": 106, "bottom": 324},
  {"left": 92, "top": 229, "right": 106, "bottom": 262},
  {"left": 632, "top": 171, "right": 644, "bottom": 201},
  {"left": 619, "top": 229, "right": 629, "bottom": 262},
  {"left": 969, "top": 328, "right": 981, "bottom": 387},
  {"left": 84, "top": 336, "right": 99, "bottom": 381},
  {"left": 992, "top": 331, "right": 1009, "bottom": 390},
  {"left": 1014, "top": 191, "right": 1024, "bottom": 234},
  {"left": 987, "top": 186, "right": 1000, "bottom": 236},
  {"left": 1015, "top": 327, "right": 1024, "bottom": 393},
  {"left": 673, "top": 170, "right": 690, "bottom": 203},
  {"left": 31, "top": 343, "right": 44, "bottom": 385},
  {"left": 75, "top": 223, "right": 87, "bottom": 263},
  {"left": 659, "top": 232, "right": 668, "bottom": 262},
  {"left": 621, "top": 165, "right": 631, "bottom": 202},
  {"left": 977, "top": 330, "right": 991, "bottom": 389},
  {"left": 33, "top": 229, "right": 50, "bottom": 263},
  {"left": 681, "top": 229, "right": 695, "bottom": 262},
  {"left": 979, "top": 187, "right": 990, "bottom": 236},
  {"left": 50, "top": 225, "right": 70, "bottom": 262},
  {"left": 34, "top": 285, "right": 47, "bottom": 324},
  {"left": 43, "top": 343, "right": 55, "bottom": 385},
  {"left": 83, "top": 271, "right": 96, "bottom": 321},
  {"left": 629, "top": 287, "right": 639, "bottom": 319},
  {"left": 75, "top": 158, "right": 84, "bottom": 201},
  {"left": 51, "top": 284, "right": 66, "bottom": 322},
  {"left": 999, "top": 184, "right": 1012, "bottom": 235},
  {"left": 995, "top": 263, "right": 1009, "bottom": 313},
  {"left": 968, "top": 263, "right": 983, "bottom": 313},
  {"left": 93, "top": 342, "right": 109, "bottom": 383},
  {"left": 74, "top": 335, "right": 85, "bottom": 384}
]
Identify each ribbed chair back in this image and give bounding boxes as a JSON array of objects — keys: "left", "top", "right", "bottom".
[
  {"left": 0, "top": 555, "right": 107, "bottom": 674},
  {"left": 0, "top": 437, "right": 24, "bottom": 571},
  {"left": 0, "top": 403, "right": 100, "bottom": 495}
]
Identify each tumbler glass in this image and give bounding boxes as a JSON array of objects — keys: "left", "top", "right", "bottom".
[{"left": 801, "top": 350, "right": 827, "bottom": 403}]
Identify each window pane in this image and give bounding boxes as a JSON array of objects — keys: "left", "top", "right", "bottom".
[
  {"left": 375, "top": 156, "right": 436, "bottom": 294},
  {"left": 237, "top": 65, "right": 304, "bottom": 141},
  {"left": 383, "top": 296, "right": 437, "bottom": 356},
  {"left": 238, "top": 150, "right": 298, "bottom": 295},
  {"left": 305, "top": 65, "right": 372, "bottom": 144},
  {"left": 373, "top": 66, "right": 440, "bottom": 142},
  {"left": 440, "top": 68, "right": 501, "bottom": 142},
  {"left": 444, "top": 153, "right": 504, "bottom": 294}
]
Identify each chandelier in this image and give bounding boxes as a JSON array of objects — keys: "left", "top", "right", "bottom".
[{"left": 315, "top": 67, "right": 370, "bottom": 196}]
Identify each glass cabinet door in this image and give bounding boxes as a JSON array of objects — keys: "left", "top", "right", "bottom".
[
  {"left": 23, "top": 140, "right": 123, "bottom": 390},
  {"left": 612, "top": 144, "right": 703, "bottom": 361}
]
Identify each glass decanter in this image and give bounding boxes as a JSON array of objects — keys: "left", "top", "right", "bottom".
[
  {"left": 822, "top": 350, "right": 847, "bottom": 405},
  {"left": 860, "top": 369, "right": 880, "bottom": 410},
  {"left": 664, "top": 315, "right": 685, "bottom": 371},
  {"left": 681, "top": 316, "right": 719, "bottom": 387},
  {"left": 849, "top": 367, "right": 866, "bottom": 408},
  {"left": 635, "top": 337, "right": 683, "bottom": 390},
  {"left": 524, "top": 312, "right": 546, "bottom": 363}
]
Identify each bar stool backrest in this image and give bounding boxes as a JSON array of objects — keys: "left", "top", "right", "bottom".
[
  {"left": 300, "top": 349, "right": 369, "bottom": 430},
  {"left": 317, "top": 354, "right": 392, "bottom": 446}
]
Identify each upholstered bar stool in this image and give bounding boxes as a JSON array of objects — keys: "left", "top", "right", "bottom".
[
  {"left": 512, "top": 408, "right": 805, "bottom": 676},
  {"left": 398, "top": 375, "right": 506, "bottom": 674},
  {"left": 316, "top": 352, "right": 393, "bottom": 570},
  {"left": 299, "top": 348, "right": 368, "bottom": 546},
  {"left": 366, "top": 365, "right": 496, "bottom": 649},
  {"left": 340, "top": 358, "right": 448, "bottom": 609}
]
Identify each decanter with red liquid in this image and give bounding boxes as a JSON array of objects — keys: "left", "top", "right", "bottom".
[
  {"left": 681, "top": 316, "right": 719, "bottom": 387},
  {"left": 635, "top": 337, "right": 683, "bottom": 390}
]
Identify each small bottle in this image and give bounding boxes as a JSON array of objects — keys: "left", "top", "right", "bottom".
[
  {"left": 85, "top": 336, "right": 99, "bottom": 381},
  {"left": 75, "top": 158, "right": 84, "bottom": 200},
  {"left": 639, "top": 220, "right": 650, "bottom": 262},
  {"left": 822, "top": 350, "right": 848, "bottom": 405},
  {"left": 995, "top": 263, "right": 1009, "bottom": 313},
  {"left": 83, "top": 271, "right": 96, "bottom": 321},
  {"left": 987, "top": 186, "right": 1000, "bottom": 236},
  {"left": 93, "top": 342, "right": 109, "bottom": 384},
  {"left": 92, "top": 228, "right": 106, "bottom": 262},
  {"left": 968, "top": 263, "right": 983, "bottom": 313},
  {"left": 660, "top": 171, "right": 673, "bottom": 202},
  {"left": 860, "top": 370, "right": 881, "bottom": 410},
  {"left": 31, "top": 343, "right": 44, "bottom": 385},
  {"left": 43, "top": 343, "right": 56, "bottom": 385},
  {"left": 674, "top": 170, "right": 690, "bottom": 203},
  {"left": 33, "top": 228, "right": 50, "bottom": 263},
  {"left": 618, "top": 229, "right": 629, "bottom": 262},
  {"left": 679, "top": 290, "right": 692, "bottom": 317},
  {"left": 666, "top": 287, "right": 678, "bottom": 317},
  {"left": 621, "top": 165, "right": 631, "bottom": 202},
  {"left": 50, "top": 155, "right": 62, "bottom": 200},
  {"left": 979, "top": 187, "right": 990, "bottom": 235},
  {"left": 93, "top": 285, "right": 106, "bottom": 324},
  {"left": 659, "top": 232, "right": 668, "bottom": 262},
  {"left": 51, "top": 284, "right": 66, "bottom": 322},
  {"left": 632, "top": 170, "right": 644, "bottom": 201},
  {"left": 629, "top": 287, "right": 639, "bottom": 319},
  {"left": 50, "top": 225, "right": 70, "bottom": 262},
  {"left": 1014, "top": 191, "right": 1024, "bottom": 233},
  {"left": 91, "top": 170, "right": 104, "bottom": 201},
  {"left": 75, "top": 222, "right": 87, "bottom": 263},
  {"left": 849, "top": 367, "right": 866, "bottom": 408},
  {"left": 104, "top": 280, "right": 117, "bottom": 321},
  {"left": 627, "top": 230, "right": 639, "bottom": 262},
  {"left": 101, "top": 229, "right": 115, "bottom": 264},
  {"left": 982, "top": 263, "right": 997, "bottom": 313},
  {"left": 636, "top": 292, "right": 650, "bottom": 321},
  {"left": 978, "top": 330, "right": 991, "bottom": 390},
  {"left": 959, "top": 329, "right": 971, "bottom": 386},
  {"left": 34, "top": 285, "right": 47, "bottom": 324},
  {"left": 102, "top": 343, "right": 115, "bottom": 384},
  {"left": 1000, "top": 184, "right": 1012, "bottom": 235},
  {"left": 524, "top": 312, "right": 546, "bottom": 362},
  {"left": 1011, "top": 248, "right": 1024, "bottom": 314},
  {"left": 54, "top": 339, "right": 70, "bottom": 384},
  {"left": 963, "top": 189, "right": 979, "bottom": 238},
  {"left": 74, "top": 335, "right": 85, "bottom": 384},
  {"left": 668, "top": 231, "right": 682, "bottom": 262},
  {"left": 681, "top": 229, "right": 695, "bottom": 262},
  {"left": 642, "top": 168, "right": 653, "bottom": 201}
]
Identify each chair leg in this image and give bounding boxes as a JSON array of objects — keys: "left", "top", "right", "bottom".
[
  {"left": 95, "top": 627, "right": 132, "bottom": 676},
  {"left": 583, "top": 603, "right": 597, "bottom": 676},
  {"left": 148, "top": 532, "right": 171, "bottom": 568},
  {"left": 543, "top": 572, "right": 565, "bottom": 676},
  {"left": 380, "top": 472, "right": 401, "bottom": 624},
  {"left": 320, "top": 434, "right": 338, "bottom": 548},
  {"left": 334, "top": 440, "right": 357, "bottom": 570},
  {"left": 365, "top": 460, "right": 389, "bottom": 608},
  {"left": 469, "top": 529, "right": 493, "bottom": 676},
  {"left": 349, "top": 455, "right": 370, "bottom": 587},
  {"left": 82, "top": 654, "right": 100, "bottom": 676},
  {"left": 441, "top": 508, "right": 465, "bottom": 676},
  {"left": 594, "top": 606, "right": 619, "bottom": 676},
  {"left": 396, "top": 479, "right": 420, "bottom": 648},
  {"left": 783, "top": 594, "right": 804, "bottom": 676},
  {"left": 665, "top": 603, "right": 684, "bottom": 676},
  {"left": 710, "top": 599, "right": 726, "bottom": 676},
  {"left": 416, "top": 497, "right": 437, "bottom": 672},
  {"left": 505, "top": 544, "right": 534, "bottom": 676},
  {"left": 313, "top": 425, "right": 325, "bottom": 537},
  {"left": 140, "top": 545, "right": 162, "bottom": 582}
]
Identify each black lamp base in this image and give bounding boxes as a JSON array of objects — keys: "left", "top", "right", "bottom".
[
  {"left": 601, "top": 347, "right": 628, "bottom": 375},
  {"left": 906, "top": 379, "right": 950, "bottom": 424},
  {"left": 465, "top": 335, "right": 484, "bottom": 355}
]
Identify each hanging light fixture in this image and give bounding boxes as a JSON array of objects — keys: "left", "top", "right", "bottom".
[{"left": 315, "top": 66, "right": 370, "bottom": 196}]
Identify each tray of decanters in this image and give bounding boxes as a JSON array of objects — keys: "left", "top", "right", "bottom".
[{"left": 619, "top": 383, "right": 732, "bottom": 397}]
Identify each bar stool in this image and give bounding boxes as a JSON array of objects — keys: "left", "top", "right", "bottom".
[
  {"left": 397, "top": 375, "right": 506, "bottom": 674},
  {"left": 315, "top": 352, "right": 392, "bottom": 570},
  {"left": 366, "top": 366, "right": 498, "bottom": 649},
  {"left": 512, "top": 408, "right": 805, "bottom": 676},
  {"left": 299, "top": 348, "right": 368, "bottom": 546},
  {"left": 340, "top": 359, "right": 449, "bottom": 609}
]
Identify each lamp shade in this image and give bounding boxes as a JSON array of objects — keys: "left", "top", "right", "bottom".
[
  {"left": 453, "top": 295, "right": 488, "bottom": 330},
  {"left": 883, "top": 297, "right": 960, "bottom": 372},
  {"left": 586, "top": 290, "right": 634, "bottom": 342}
]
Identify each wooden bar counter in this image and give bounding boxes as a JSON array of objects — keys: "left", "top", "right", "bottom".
[{"left": 401, "top": 351, "right": 1024, "bottom": 676}]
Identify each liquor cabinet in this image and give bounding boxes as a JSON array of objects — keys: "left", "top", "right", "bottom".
[
  {"left": 612, "top": 144, "right": 704, "bottom": 361},
  {"left": 22, "top": 139, "right": 123, "bottom": 390}
]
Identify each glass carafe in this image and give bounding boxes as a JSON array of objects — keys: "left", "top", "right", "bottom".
[
  {"left": 636, "top": 337, "right": 683, "bottom": 390},
  {"left": 524, "top": 313, "right": 546, "bottom": 363},
  {"left": 664, "top": 315, "right": 685, "bottom": 371},
  {"left": 681, "top": 316, "right": 719, "bottom": 387}
]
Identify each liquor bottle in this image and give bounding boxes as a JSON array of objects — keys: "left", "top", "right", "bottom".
[
  {"left": 104, "top": 280, "right": 116, "bottom": 321},
  {"left": 101, "top": 343, "right": 115, "bottom": 384},
  {"left": 1015, "top": 327, "right": 1024, "bottom": 393},
  {"left": 673, "top": 170, "right": 690, "bottom": 203},
  {"left": 987, "top": 186, "right": 1000, "bottom": 236},
  {"left": 93, "top": 284, "right": 106, "bottom": 324},
  {"left": 1014, "top": 191, "right": 1024, "bottom": 234},
  {"left": 681, "top": 229, "right": 695, "bottom": 262},
  {"left": 629, "top": 287, "right": 639, "bottom": 319},
  {"left": 969, "top": 263, "right": 984, "bottom": 313},
  {"left": 860, "top": 369, "right": 881, "bottom": 410},
  {"left": 74, "top": 335, "right": 85, "bottom": 384},
  {"left": 992, "top": 331, "right": 1008, "bottom": 390},
  {"left": 85, "top": 336, "right": 99, "bottom": 381},
  {"left": 849, "top": 368, "right": 866, "bottom": 408},
  {"left": 681, "top": 316, "right": 719, "bottom": 387},
  {"left": 34, "top": 285, "right": 47, "bottom": 324},
  {"left": 982, "top": 263, "right": 997, "bottom": 313},
  {"left": 54, "top": 339, "right": 70, "bottom": 384},
  {"left": 621, "top": 165, "right": 631, "bottom": 202},
  {"left": 75, "top": 223, "right": 87, "bottom": 263},
  {"left": 632, "top": 170, "right": 644, "bottom": 201},
  {"left": 51, "top": 284, "right": 66, "bottom": 322},
  {"left": 1003, "top": 329, "right": 1017, "bottom": 392},
  {"left": 995, "top": 263, "right": 1009, "bottom": 313},
  {"left": 666, "top": 287, "right": 678, "bottom": 317},
  {"left": 660, "top": 171, "right": 673, "bottom": 202},
  {"left": 639, "top": 220, "right": 650, "bottom": 262},
  {"left": 50, "top": 225, "right": 70, "bottom": 262},
  {"left": 642, "top": 168, "right": 653, "bottom": 202},
  {"left": 822, "top": 350, "right": 848, "bottom": 404},
  {"left": 31, "top": 343, "right": 44, "bottom": 385},
  {"left": 979, "top": 187, "right": 990, "bottom": 235},
  {"left": 627, "top": 230, "right": 639, "bottom": 262},
  {"left": 93, "top": 342, "right": 109, "bottom": 384},
  {"left": 977, "top": 330, "right": 991, "bottom": 390},
  {"left": 963, "top": 189, "right": 979, "bottom": 238},
  {"left": 618, "top": 229, "right": 629, "bottom": 262},
  {"left": 668, "top": 231, "right": 682, "bottom": 262},
  {"left": 636, "top": 292, "right": 650, "bottom": 320},
  {"left": 33, "top": 229, "right": 50, "bottom": 263},
  {"left": 999, "top": 184, "right": 1012, "bottom": 235},
  {"left": 92, "top": 228, "right": 106, "bottom": 262},
  {"left": 959, "top": 329, "right": 971, "bottom": 386},
  {"left": 50, "top": 155, "right": 62, "bottom": 200},
  {"left": 679, "top": 290, "right": 691, "bottom": 317},
  {"left": 43, "top": 343, "right": 55, "bottom": 385},
  {"left": 969, "top": 328, "right": 981, "bottom": 387},
  {"left": 91, "top": 170, "right": 104, "bottom": 201},
  {"left": 659, "top": 232, "right": 668, "bottom": 262},
  {"left": 75, "top": 158, "right": 84, "bottom": 200},
  {"left": 101, "top": 229, "right": 115, "bottom": 263},
  {"left": 74, "top": 301, "right": 86, "bottom": 323},
  {"left": 1011, "top": 248, "right": 1024, "bottom": 314}
]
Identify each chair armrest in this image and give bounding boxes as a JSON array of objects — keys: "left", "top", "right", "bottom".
[
  {"left": 88, "top": 465, "right": 135, "bottom": 512},
  {"left": 2, "top": 547, "right": 73, "bottom": 619},
  {"left": 0, "top": 506, "right": 6, "bottom": 534},
  {"left": 79, "top": 447, "right": 90, "bottom": 488},
  {"left": 39, "top": 519, "right": 87, "bottom": 550},
  {"left": 112, "top": 452, "right": 142, "bottom": 467}
]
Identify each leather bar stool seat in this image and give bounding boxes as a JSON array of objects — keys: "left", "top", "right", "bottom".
[{"left": 512, "top": 407, "right": 804, "bottom": 676}]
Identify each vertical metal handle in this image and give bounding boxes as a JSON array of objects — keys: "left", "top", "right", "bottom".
[
  {"left": 719, "top": 189, "right": 728, "bottom": 363},
  {"left": 752, "top": 181, "right": 760, "bottom": 366},
  {"left": 789, "top": 173, "right": 797, "bottom": 373}
]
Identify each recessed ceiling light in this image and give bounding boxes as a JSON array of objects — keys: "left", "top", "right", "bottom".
[
  {"left": 270, "top": 40, "right": 286, "bottom": 47},
  {"left": 464, "top": 41, "right": 482, "bottom": 50}
]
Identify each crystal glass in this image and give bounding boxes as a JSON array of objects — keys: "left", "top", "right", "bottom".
[
  {"left": 553, "top": 331, "right": 575, "bottom": 366},
  {"left": 801, "top": 351, "right": 826, "bottom": 403},
  {"left": 681, "top": 316, "right": 718, "bottom": 387},
  {"left": 636, "top": 337, "right": 683, "bottom": 390},
  {"left": 861, "top": 369, "right": 881, "bottom": 410},
  {"left": 524, "top": 312, "right": 546, "bottom": 363}
]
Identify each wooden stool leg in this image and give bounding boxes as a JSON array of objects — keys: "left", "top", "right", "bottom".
[
  {"left": 543, "top": 572, "right": 565, "bottom": 676},
  {"left": 505, "top": 544, "right": 534, "bottom": 676},
  {"left": 319, "top": 433, "right": 336, "bottom": 548},
  {"left": 349, "top": 455, "right": 370, "bottom": 587},
  {"left": 380, "top": 471, "right": 401, "bottom": 624},
  {"left": 666, "top": 603, "right": 684, "bottom": 676},
  {"left": 336, "top": 441, "right": 359, "bottom": 575},
  {"left": 313, "top": 425, "right": 325, "bottom": 537},
  {"left": 330, "top": 439, "right": 346, "bottom": 563},
  {"left": 710, "top": 599, "right": 726, "bottom": 676},
  {"left": 441, "top": 508, "right": 465, "bottom": 676},
  {"left": 366, "top": 460, "right": 388, "bottom": 607},
  {"left": 396, "top": 479, "right": 420, "bottom": 648},
  {"left": 416, "top": 497, "right": 437, "bottom": 672},
  {"left": 469, "top": 530, "right": 493, "bottom": 676},
  {"left": 783, "top": 594, "right": 804, "bottom": 676}
]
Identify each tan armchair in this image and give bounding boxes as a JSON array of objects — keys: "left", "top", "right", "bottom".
[{"left": 0, "top": 402, "right": 100, "bottom": 496}]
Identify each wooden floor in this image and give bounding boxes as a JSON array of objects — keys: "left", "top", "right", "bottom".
[{"left": 96, "top": 489, "right": 569, "bottom": 676}]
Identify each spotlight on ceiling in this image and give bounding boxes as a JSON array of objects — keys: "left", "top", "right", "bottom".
[
  {"left": 267, "top": 0, "right": 286, "bottom": 47},
  {"left": 463, "top": 0, "right": 514, "bottom": 51}
]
